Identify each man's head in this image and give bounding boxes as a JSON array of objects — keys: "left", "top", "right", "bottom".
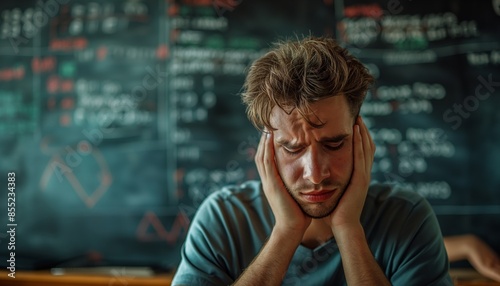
[
  {"left": 242, "top": 36, "right": 373, "bottom": 132},
  {"left": 242, "top": 36, "right": 374, "bottom": 218}
]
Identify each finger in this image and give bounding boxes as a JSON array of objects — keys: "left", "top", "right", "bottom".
[
  {"left": 352, "top": 123, "right": 365, "bottom": 177},
  {"left": 261, "top": 131, "right": 287, "bottom": 195},
  {"left": 359, "top": 117, "right": 370, "bottom": 164},
  {"left": 264, "top": 131, "right": 280, "bottom": 179},
  {"left": 262, "top": 131, "right": 272, "bottom": 176},
  {"left": 358, "top": 117, "right": 371, "bottom": 152},
  {"left": 255, "top": 132, "right": 264, "bottom": 164},
  {"left": 255, "top": 131, "right": 266, "bottom": 174},
  {"left": 360, "top": 117, "right": 375, "bottom": 156},
  {"left": 358, "top": 117, "right": 374, "bottom": 173}
]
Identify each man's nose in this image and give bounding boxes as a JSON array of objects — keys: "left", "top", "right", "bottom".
[{"left": 302, "top": 148, "right": 330, "bottom": 185}]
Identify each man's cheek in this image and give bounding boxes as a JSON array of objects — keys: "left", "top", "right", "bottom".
[
  {"left": 335, "top": 145, "right": 354, "bottom": 172},
  {"left": 273, "top": 145, "right": 283, "bottom": 164},
  {"left": 273, "top": 149, "right": 287, "bottom": 173},
  {"left": 276, "top": 154, "right": 300, "bottom": 181}
]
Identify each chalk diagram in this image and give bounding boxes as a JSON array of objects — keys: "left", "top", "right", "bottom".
[
  {"left": 136, "top": 211, "right": 190, "bottom": 245},
  {"left": 39, "top": 137, "right": 112, "bottom": 208}
]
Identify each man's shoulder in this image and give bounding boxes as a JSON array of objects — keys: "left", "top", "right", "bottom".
[
  {"left": 192, "top": 180, "right": 273, "bottom": 241},
  {"left": 208, "top": 180, "right": 263, "bottom": 203},
  {"left": 364, "top": 182, "right": 435, "bottom": 222},
  {"left": 196, "top": 180, "right": 267, "bottom": 218},
  {"left": 367, "top": 182, "right": 427, "bottom": 206}
]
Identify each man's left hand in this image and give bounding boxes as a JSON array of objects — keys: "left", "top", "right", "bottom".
[{"left": 323, "top": 116, "right": 375, "bottom": 232}]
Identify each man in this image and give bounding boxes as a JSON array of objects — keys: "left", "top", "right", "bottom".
[{"left": 172, "top": 36, "right": 453, "bottom": 285}]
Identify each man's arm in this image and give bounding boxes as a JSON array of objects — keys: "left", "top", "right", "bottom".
[
  {"left": 325, "top": 117, "right": 390, "bottom": 285},
  {"left": 233, "top": 228, "right": 300, "bottom": 285},
  {"left": 173, "top": 131, "right": 311, "bottom": 286},
  {"left": 333, "top": 224, "right": 389, "bottom": 285}
]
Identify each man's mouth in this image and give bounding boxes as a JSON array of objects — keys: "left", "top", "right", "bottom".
[{"left": 300, "top": 190, "right": 335, "bottom": 203}]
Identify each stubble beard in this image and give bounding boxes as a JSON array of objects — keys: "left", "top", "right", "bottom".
[{"left": 286, "top": 180, "right": 349, "bottom": 219}]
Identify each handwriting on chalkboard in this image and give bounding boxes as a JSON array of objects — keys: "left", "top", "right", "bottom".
[
  {"left": 339, "top": 7, "right": 479, "bottom": 49},
  {"left": 0, "top": 0, "right": 499, "bottom": 271}
]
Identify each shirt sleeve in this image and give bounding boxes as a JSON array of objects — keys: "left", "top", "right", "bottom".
[
  {"left": 390, "top": 198, "right": 454, "bottom": 286},
  {"left": 171, "top": 193, "right": 236, "bottom": 286}
]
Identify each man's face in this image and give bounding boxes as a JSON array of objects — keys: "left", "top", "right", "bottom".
[{"left": 270, "top": 95, "right": 355, "bottom": 219}]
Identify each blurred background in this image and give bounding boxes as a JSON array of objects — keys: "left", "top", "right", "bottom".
[{"left": 0, "top": 0, "right": 499, "bottom": 272}]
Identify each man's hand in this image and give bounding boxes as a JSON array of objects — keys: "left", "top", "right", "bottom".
[
  {"left": 319, "top": 117, "right": 390, "bottom": 285},
  {"left": 233, "top": 131, "right": 312, "bottom": 285},
  {"left": 255, "top": 131, "right": 311, "bottom": 238},
  {"left": 324, "top": 116, "right": 375, "bottom": 231}
]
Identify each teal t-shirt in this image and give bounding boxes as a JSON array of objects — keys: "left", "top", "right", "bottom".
[{"left": 172, "top": 181, "right": 453, "bottom": 286}]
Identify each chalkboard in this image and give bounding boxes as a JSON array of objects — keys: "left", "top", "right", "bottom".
[{"left": 0, "top": 0, "right": 499, "bottom": 272}]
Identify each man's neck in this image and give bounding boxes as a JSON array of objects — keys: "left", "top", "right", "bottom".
[{"left": 301, "top": 219, "right": 334, "bottom": 249}]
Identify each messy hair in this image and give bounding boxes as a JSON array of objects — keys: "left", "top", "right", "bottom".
[{"left": 241, "top": 36, "right": 374, "bottom": 131}]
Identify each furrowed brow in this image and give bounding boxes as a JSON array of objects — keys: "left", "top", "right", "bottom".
[
  {"left": 276, "top": 139, "right": 306, "bottom": 149},
  {"left": 319, "top": 134, "right": 349, "bottom": 143},
  {"left": 276, "top": 133, "right": 349, "bottom": 148}
]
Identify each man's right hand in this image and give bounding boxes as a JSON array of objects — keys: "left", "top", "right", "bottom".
[
  {"left": 233, "top": 130, "right": 310, "bottom": 285},
  {"left": 255, "top": 131, "right": 311, "bottom": 240}
]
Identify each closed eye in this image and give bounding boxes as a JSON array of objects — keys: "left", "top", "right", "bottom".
[
  {"left": 283, "top": 147, "right": 303, "bottom": 156},
  {"left": 324, "top": 140, "right": 344, "bottom": 151}
]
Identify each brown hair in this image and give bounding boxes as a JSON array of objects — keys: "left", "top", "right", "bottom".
[{"left": 241, "top": 36, "right": 374, "bottom": 131}]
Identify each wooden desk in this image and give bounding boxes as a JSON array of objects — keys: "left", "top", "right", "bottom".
[
  {"left": 450, "top": 268, "right": 500, "bottom": 286},
  {"left": 0, "top": 270, "right": 173, "bottom": 286},
  {"left": 0, "top": 269, "right": 498, "bottom": 285}
]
